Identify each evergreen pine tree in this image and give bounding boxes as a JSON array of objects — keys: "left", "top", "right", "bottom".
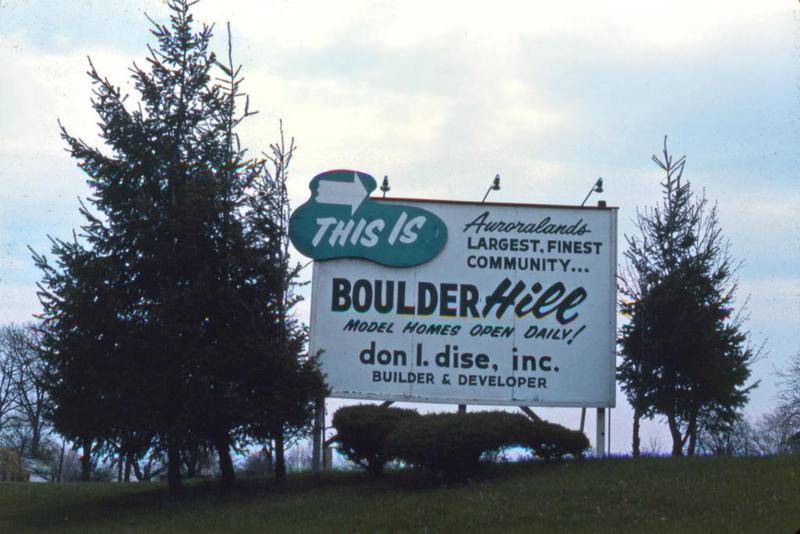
[
  {"left": 33, "top": 0, "right": 324, "bottom": 492},
  {"left": 241, "top": 129, "right": 327, "bottom": 484},
  {"left": 618, "top": 137, "right": 758, "bottom": 456}
]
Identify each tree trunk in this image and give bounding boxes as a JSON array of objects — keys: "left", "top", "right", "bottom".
[
  {"left": 632, "top": 405, "right": 642, "bottom": 458},
  {"left": 31, "top": 425, "right": 41, "bottom": 459},
  {"left": 124, "top": 455, "right": 132, "bottom": 482},
  {"left": 687, "top": 412, "right": 698, "bottom": 456},
  {"left": 57, "top": 439, "right": 66, "bottom": 482},
  {"left": 667, "top": 413, "right": 684, "bottom": 457},
  {"left": 214, "top": 433, "right": 236, "bottom": 491},
  {"left": 274, "top": 430, "right": 286, "bottom": 484},
  {"left": 132, "top": 460, "right": 144, "bottom": 482},
  {"left": 184, "top": 447, "right": 198, "bottom": 479},
  {"left": 167, "top": 437, "right": 183, "bottom": 493},
  {"left": 687, "top": 431, "right": 697, "bottom": 456},
  {"left": 80, "top": 438, "right": 92, "bottom": 482},
  {"left": 264, "top": 444, "right": 273, "bottom": 475}
]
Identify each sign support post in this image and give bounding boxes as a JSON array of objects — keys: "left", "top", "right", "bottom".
[
  {"left": 596, "top": 407, "right": 606, "bottom": 457},
  {"left": 311, "top": 397, "right": 324, "bottom": 476}
]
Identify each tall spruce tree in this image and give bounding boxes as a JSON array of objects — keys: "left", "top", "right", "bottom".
[
  {"left": 33, "top": 241, "right": 137, "bottom": 480},
  {"left": 33, "top": 0, "right": 323, "bottom": 492},
  {"left": 618, "top": 137, "right": 758, "bottom": 457},
  {"left": 241, "top": 129, "right": 327, "bottom": 484}
]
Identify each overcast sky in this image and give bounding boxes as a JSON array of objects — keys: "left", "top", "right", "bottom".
[{"left": 1, "top": 0, "right": 797, "bottom": 454}]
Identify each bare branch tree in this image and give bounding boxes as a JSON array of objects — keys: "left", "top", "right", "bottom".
[
  {"left": 0, "top": 338, "right": 16, "bottom": 441},
  {"left": 0, "top": 324, "right": 50, "bottom": 459}
]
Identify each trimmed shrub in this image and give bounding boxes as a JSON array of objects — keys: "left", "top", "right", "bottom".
[
  {"left": 527, "top": 420, "right": 590, "bottom": 462},
  {"left": 0, "top": 448, "right": 29, "bottom": 482},
  {"left": 386, "top": 411, "right": 533, "bottom": 479},
  {"left": 332, "top": 404, "right": 419, "bottom": 476}
]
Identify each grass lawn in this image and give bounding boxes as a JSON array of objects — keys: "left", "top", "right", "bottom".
[{"left": 1, "top": 455, "right": 798, "bottom": 533}]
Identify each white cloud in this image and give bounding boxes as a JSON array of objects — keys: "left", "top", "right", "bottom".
[
  {"left": 0, "top": 283, "right": 40, "bottom": 325},
  {"left": 0, "top": 42, "right": 139, "bottom": 157},
  {"left": 194, "top": 0, "right": 791, "bottom": 54}
]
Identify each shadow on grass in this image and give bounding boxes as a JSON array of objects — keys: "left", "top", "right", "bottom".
[{"left": 4, "top": 460, "right": 565, "bottom": 531}]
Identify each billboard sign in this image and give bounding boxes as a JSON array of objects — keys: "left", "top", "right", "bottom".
[{"left": 291, "top": 170, "right": 617, "bottom": 407}]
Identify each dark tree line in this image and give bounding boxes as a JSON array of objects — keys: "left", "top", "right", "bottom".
[
  {"left": 31, "top": 0, "right": 325, "bottom": 492},
  {"left": 0, "top": 325, "right": 49, "bottom": 464},
  {"left": 765, "top": 351, "right": 800, "bottom": 453},
  {"left": 618, "top": 137, "right": 759, "bottom": 457},
  {"left": 695, "top": 355, "right": 800, "bottom": 457}
]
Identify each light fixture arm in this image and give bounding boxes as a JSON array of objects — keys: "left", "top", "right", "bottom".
[
  {"left": 481, "top": 174, "right": 501, "bottom": 203},
  {"left": 380, "top": 175, "right": 391, "bottom": 198},
  {"left": 581, "top": 177, "right": 604, "bottom": 206}
]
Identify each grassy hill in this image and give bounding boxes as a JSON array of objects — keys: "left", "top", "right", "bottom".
[{"left": 1, "top": 455, "right": 798, "bottom": 533}]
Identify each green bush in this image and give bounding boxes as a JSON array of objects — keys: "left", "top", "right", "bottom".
[
  {"left": 332, "top": 404, "right": 419, "bottom": 476},
  {"left": 386, "top": 411, "right": 533, "bottom": 479},
  {"left": 527, "top": 420, "right": 590, "bottom": 462},
  {"left": 336, "top": 407, "right": 589, "bottom": 479},
  {"left": 0, "top": 447, "right": 29, "bottom": 482},
  {"left": 386, "top": 411, "right": 590, "bottom": 478}
]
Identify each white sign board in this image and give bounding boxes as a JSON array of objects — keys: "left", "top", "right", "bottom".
[{"left": 308, "top": 198, "right": 617, "bottom": 407}]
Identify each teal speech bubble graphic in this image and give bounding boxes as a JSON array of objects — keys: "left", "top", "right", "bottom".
[{"left": 289, "top": 170, "right": 447, "bottom": 267}]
